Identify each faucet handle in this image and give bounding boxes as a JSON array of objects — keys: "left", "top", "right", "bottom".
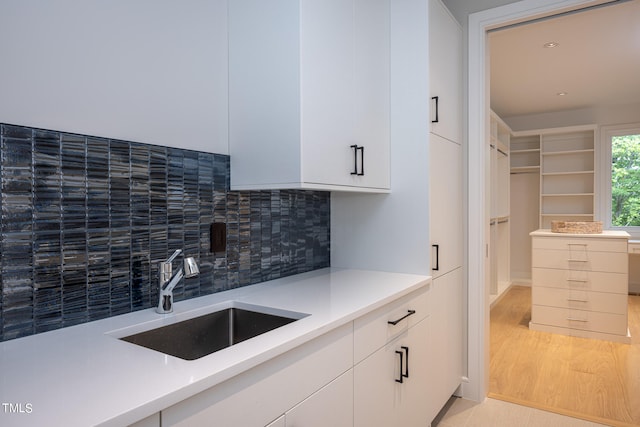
[{"left": 184, "top": 257, "right": 199, "bottom": 278}]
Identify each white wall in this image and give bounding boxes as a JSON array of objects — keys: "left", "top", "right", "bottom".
[
  {"left": 0, "top": 0, "right": 228, "bottom": 154},
  {"left": 331, "top": 0, "right": 430, "bottom": 275}
]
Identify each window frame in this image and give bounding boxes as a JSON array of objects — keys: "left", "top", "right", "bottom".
[{"left": 598, "top": 123, "right": 640, "bottom": 239}]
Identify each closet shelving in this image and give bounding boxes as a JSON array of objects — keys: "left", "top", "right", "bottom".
[
  {"left": 507, "top": 124, "right": 596, "bottom": 283},
  {"left": 489, "top": 111, "right": 511, "bottom": 304},
  {"left": 539, "top": 128, "right": 595, "bottom": 228},
  {"left": 510, "top": 126, "right": 595, "bottom": 229},
  {"left": 510, "top": 135, "right": 540, "bottom": 173}
]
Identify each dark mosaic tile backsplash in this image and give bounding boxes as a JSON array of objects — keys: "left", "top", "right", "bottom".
[{"left": 0, "top": 124, "right": 330, "bottom": 342}]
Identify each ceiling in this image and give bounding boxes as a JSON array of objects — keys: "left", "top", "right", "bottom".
[{"left": 489, "top": 0, "right": 640, "bottom": 119}]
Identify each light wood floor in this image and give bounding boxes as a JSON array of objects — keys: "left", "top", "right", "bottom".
[{"left": 489, "top": 286, "right": 640, "bottom": 427}]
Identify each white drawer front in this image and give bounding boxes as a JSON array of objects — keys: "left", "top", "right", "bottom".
[
  {"left": 532, "top": 305, "right": 628, "bottom": 335},
  {"left": 162, "top": 324, "right": 353, "bottom": 427},
  {"left": 532, "top": 286, "right": 628, "bottom": 315},
  {"left": 532, "top": 249, "right": 628, "bottom": 273},
  {"left": 532, "top": 268, "right": 628, "bottom": 294},
  {"left": 353, "top": 286, "right": 430, "bottom": 364},
  {"left": 532, "top": 236, "right": 627, "bottom": 253}
]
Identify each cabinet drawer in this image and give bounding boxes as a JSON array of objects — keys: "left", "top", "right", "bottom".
[
  {"left": 532, "top": 286, "right": 627, "bottom": 315},
  {"left": 532, "top": 268, "right": 628, "bottom": 294},
  {"left": 532, "top": 305, "right": 628, "bottom": 335},
  {"left": 532, "top": 236, "right": 627, "bottom": 253},
  {"left": 353, "top": 286, "right": 430, "bottom": 364},
  {"left": 532, "top": 249, "right": 627, "bottom": 273}
]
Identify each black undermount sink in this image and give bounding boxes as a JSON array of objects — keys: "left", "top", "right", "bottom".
[{"left": 120, "top": 308, "right": 300, "bottom": 360}]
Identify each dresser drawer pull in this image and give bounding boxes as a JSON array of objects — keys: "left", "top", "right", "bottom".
[
  {"left": 567, "top": 278, "right": 588, "bottom": 283},
  {"left": 567, "top": 259, "right": 588, "bottom": 262},
  {"left": 567, "top": 298, "right": 589, "bottom": 303},
  {"left": 566, "top": 317, "right": 588, "bottom": 322},
  {"left": 388, "top": 310, "right": 416, "bottom": 326},
  {"left": 568, "top": 243, "right": 588, "bottom": 246}
]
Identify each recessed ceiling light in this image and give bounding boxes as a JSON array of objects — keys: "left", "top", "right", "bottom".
[
  {"left": 557, "top": 92, "right": 568, "bottom": 96},
  {"left": 543, "top": 42, "right": 559, "bottom": 48}
]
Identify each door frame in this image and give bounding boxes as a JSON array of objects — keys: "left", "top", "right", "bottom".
[{"left": 464, "top": 0, "right": 618, "bottom": 402}]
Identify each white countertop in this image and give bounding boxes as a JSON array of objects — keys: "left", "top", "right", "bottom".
[
  {"left": 0, "top": 268, "right": 430, "bottom": 427},
  {"left": 530, "top": 229, "right": 631, "bottom": 239}
]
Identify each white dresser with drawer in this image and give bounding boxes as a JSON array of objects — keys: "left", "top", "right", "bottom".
[{"left": 530, "top": 229, "right": 631, "bottom": 343}]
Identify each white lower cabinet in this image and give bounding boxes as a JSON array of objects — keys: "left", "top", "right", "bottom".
[
  {"left": 161, "top": 323, "right": 353, "bottom": 427},
  {"left": 158, "top": 286, "right": 436, "bottom": 427},
  {"left": 354, "top": 316, "right": 431, "bottom": 427},
  {"left": 352, "top": 286, "right": 432, "bottom": 426},
  {"left": 428, "top": 268, "right": 463, "bottom": 418}
]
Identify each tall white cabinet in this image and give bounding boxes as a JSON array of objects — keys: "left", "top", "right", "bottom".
[
  {"left": 428, "top": 0, "right": 464, "bottom": 412},
  {"left": 228, "top": 0, "right": 390, "bottom": 193}
]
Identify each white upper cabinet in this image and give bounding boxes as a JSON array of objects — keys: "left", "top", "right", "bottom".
[
  {"left": 229, "top": 0, "right": 390, "bottom": 193},
  {"left": 429, "top": 0, "right": 462, "bottom": 144}
]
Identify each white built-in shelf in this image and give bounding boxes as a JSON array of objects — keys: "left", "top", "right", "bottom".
[
  {"left": 541, "top": 193, "right": 595, "bottom": 197},
  {"left": 541, "top": 149, "right": 594, "bottom": 156},
  {"left": 535, "top": 126, "right": 596, "bottom": 228},
  {"left": 541, "top": 170, "right": 594, "bottom": 176},
  {"left": 510, "top": 165, "right": 540, "bottom": 174},
  {"left": 540, "top": 213, "right": 594, "bottom": 217}
]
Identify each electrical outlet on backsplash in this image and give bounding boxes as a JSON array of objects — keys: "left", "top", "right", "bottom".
[{"left": 0, "top": 123, "right": 330, "bottom": 342}]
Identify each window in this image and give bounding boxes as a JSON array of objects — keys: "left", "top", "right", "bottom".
[
  {"left": 599, "top": 124, "right": 640, "bottom": 237},
  {"left": 611, "top": 134, "right": 640, "bottom": 226}
]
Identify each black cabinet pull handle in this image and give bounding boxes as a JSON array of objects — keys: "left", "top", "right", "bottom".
[
  {"left": 350, "top": 145, "right": 365, "bottom": 176},
  {"left": 432, "top": 244, "right": 440, "bottom": 271},
  {"left": 350, "top": 144, "right": 359, "bottom": 175},
  {"left": 395, "top": 350, "right": 404, "bottom": 383},
  {"left": 431, "top": 96, "right": 439, "bottom": 123},
  {"left": 401, "top": 346, "right": 409, "bottom": 379},
  {"left": 388, "top": 309, "right": 416, "bottom": 326}
]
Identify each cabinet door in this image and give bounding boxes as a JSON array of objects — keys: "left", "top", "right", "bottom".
[
  {"left": 428, "top": 268, "right": 463, "bottom": 418},
  {"left": 430, "top": 133, "right": 463, "bottom": 278},
  {"left": 285, "top": 370, "right": 353, "bottom": 427},
  {"left": 301, "top": 0, "right": 353, "bottom": 188},
  {"left": 429, "top": 0, "right": 462, "bottom": 143},
  {"left": 354, "top": 317, "right": 431, "bottom": 427},
  {"left": 351, "top": 0, "right": 390, "bottom": 189},
  {"left": 302, "top": 0, "right": 390, "bottom": 191}
]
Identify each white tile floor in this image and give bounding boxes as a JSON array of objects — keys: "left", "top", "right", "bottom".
[{"left": 432, "top": 397, "right": 610, "bottom": 427}]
